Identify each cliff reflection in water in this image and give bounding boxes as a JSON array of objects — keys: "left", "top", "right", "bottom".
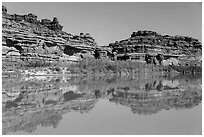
[{"left": 2, "top": 73, "right": 202, "bottom": 134}]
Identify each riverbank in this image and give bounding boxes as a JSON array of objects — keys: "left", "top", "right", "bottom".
[{"left": 3, "top": 58, "right": 181, "bottom": 78}]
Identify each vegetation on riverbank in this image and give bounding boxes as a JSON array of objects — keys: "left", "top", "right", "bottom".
[
  {"left": 4, "top": 56, "right": 202, "bottom": 78},
  {"left": 66, "top": 58, "right": 172, "bottom": 76}
]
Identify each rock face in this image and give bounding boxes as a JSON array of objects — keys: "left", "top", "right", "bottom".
[
  {"left": 107, "top": 30, "right": 202, "bottom": 63},
  {"left": 2, "top": 6, "right": 98, "bottom": 70},
  {"left": 2, "top": 6, "right": 61, "bottom": 31},
  {"left": 2, "top": 5, "right": 202, "bottom": 71},
  {"left": 41, "top": 17, "right": 63, "bottom": 31},
  {"left": 109, "top": 30, "right": 202, "bottom": 55},
  {"left": 24, "top": 13, "right": 38, "bottom": 24}
]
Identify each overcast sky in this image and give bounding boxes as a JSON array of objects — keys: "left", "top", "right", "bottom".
[{"left": 3, "top": 2, "right": 202, "bottom": 45}]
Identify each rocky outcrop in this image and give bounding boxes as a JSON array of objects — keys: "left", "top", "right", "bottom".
[
  {"left": 2, "top": 5, "right": 7, "bottom": 15},
  {"left": 41, "top": 17, "right": 63, "bottom": 31},
  {"left": 2, "top": 5, "right": 202, "bottom": 72},
  {"left": 2, "top": 6, "right": 61, "bottom": 31},
  {"left": 106, "top": 30, "right": 202, "bottom": 65},
  {"left": 2, "top": 6, "right": 98, "bottom": 70},
  {"left": 109, "top": 30, "right": 202, "bottom": 55}
]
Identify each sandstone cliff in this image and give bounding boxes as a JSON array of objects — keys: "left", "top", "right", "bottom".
[
  {"left": 108, "top": 30, "right": 202, "bottom": 56},
  {"left": 98, "top": 30, "right": 201, "bottom": 68},
  {"left": 2, "top": 6, "right": 98, "bottom": 70},
  {"left": 2, "top": 5, "right": 202, "bottom": 72}
]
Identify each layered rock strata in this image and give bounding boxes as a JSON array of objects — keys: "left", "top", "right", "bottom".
[
  {"left": 105, "top": 30, "right": 202, "bottom": 66},
  {"left": 2, "top": 6, "right": 98, "bottom": 70},
  {"left": 108, "top": 30, "right": 202, "bottom": 56}
]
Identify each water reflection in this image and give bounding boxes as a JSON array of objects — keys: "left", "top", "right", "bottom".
[{"left": 2, "top": 73, "right": 202, "bottom": 134}]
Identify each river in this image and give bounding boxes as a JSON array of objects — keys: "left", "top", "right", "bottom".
[{"left": 2, "top": 73, "right": 202, "bottom": 135}]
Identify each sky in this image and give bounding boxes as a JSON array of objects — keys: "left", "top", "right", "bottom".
[{"left": 2, "top": 2, "right": 202, "bottom": 46}]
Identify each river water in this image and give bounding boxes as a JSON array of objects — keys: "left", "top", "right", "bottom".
[{"left": 2, "top": 73, "right": 202, "bottom": 135}]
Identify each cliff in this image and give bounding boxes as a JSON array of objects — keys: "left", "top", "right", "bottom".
[
  {"left": 2, "top": 5, "right": 202, "bottom": 72},
  {"left": 108, "top": 30, "right": 202, "bottom": 56},
  {"left": 2, "top": 6, "right": 98, "bottom": 70}
]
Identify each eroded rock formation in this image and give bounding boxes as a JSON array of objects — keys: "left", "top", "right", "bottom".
[
  {"left": 109, "top": 30, "right": 202, "bottom": 55},
  {"left": 2, "top": 5, "right": 98, "bottom": 70},
  {"left": 41, "top": 17, "right": 63, "bottom": 31},
  {"left": 106, "top": 30, "right": 202, "bottom": 65}
]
